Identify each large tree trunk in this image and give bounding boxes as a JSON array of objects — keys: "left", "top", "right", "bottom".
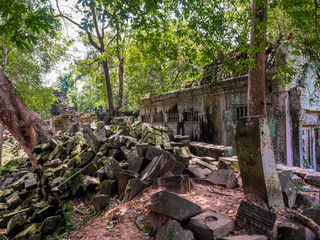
[
  {"left": 115, "top": 57, "right": 124, "bottom": 113},
  {"left": 0, "top": 67, "right": 56, "bottom": 169},
  {"left": 247, "top": 0, "right": 268, "bottom": 116},
  {"left": 0, "top": 124, "right": 4, "bottom": 168},
  {"left": 102, "top": 60, "right": 116, "bottom": 124}
]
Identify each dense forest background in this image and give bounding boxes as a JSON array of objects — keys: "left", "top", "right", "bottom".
[{"left": 0, "top": 0, "right": 319, "bottom": 117}]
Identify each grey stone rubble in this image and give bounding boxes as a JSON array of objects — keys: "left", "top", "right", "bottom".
[{"left": 0, "top": 120, "right": 318, "bottom": 239}]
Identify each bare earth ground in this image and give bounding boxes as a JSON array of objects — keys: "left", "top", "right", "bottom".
[
  {"left": 68, "top": 182, "right": 244, "bottom": 240},
  {"left": 67, "top": 178, "right": 320, "bottom": 240}
]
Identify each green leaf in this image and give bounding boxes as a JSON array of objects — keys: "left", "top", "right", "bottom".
[{"left": 106, "top": 223, "right": 114, "bottom": 229}]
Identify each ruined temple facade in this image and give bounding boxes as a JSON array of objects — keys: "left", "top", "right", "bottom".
[{"left": 140, "top": 46, "right": 320, "bottom": 171}]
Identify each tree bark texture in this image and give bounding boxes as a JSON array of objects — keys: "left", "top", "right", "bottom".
[
  {"left": 102, "top": 60, "right": 115, "bottom": 124},
  {"left": 247, "top": 0, "right": 268, "bottom": 116},
  {"left": 0, "top": 67, "right": 56, "bottom": 169},
  {"left": 0, "top": 124, "right": 4, "bottom": 168}
]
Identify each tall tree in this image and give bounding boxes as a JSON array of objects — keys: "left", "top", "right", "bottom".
[
  {"left": 0, "top": 68, "right": 56, "bottom": 169},
  {"left": 55, "top": 0, "right": 141, "bottom": 123},
  {"left": 0, "top": 0, "right": 59, "bottom": 169},
  {"left": 247, "top": 0, "right": 268, "bottom": 116}
]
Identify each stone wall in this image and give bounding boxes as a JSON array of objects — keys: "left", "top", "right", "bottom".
[
  {"left": 140, "top": 75, "right": 249, "bottom": 151},
  {"left": 140, "top": 45, "right": 320, "bottom": 170}
]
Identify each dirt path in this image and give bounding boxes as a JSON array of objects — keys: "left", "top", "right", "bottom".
[{"left": 68, "top": 182, "right": 245, "bottom": 240}]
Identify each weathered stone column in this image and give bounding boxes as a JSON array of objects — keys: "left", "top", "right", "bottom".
[{"left": 236, "top": 116, "right": 284, "bottom": 208}]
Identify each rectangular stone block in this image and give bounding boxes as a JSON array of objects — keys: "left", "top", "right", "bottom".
[
  {"left": 207, "top": 170, "right": 238, "bottom": 189},
  {"left": 123, "top": 178, "right": 148, "bottom": 202},
  {"left": 82, "top": 126, "right": 101, "bottom": 153},
  {"left": 145, "top": 146, "right": 169, "bottom": 161},
  {"left": 235, "top": 200, "right": 277, "bottom": 240},
  {"left": 153, "top": 174, "right": 191, "bottom": 194},
  {"left": 235, "top": 116, "right": 284, "bottom": 208},
  {"left": 128, "top": 156, "right": 144, "bottom": 173},
  {"left": 99, "top": 180, "right": 117, "bottom": 196},
  {"left": 148, "top": 190, "right": 202, "bottom": 221},
  {"left": 141, "top": 154, "right": 176, "bottom": 182},
  {"left": 187, "top": 211, "right": 235, "bottom": 240}
]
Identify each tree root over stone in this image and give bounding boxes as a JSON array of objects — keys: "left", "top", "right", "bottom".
[{"left": 289, "top": 210, "right": 320, "bottom": 238}]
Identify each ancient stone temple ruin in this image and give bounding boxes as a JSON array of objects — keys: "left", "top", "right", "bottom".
[{"left": 140, "top": 45, "right": 320, "bottom": 171}]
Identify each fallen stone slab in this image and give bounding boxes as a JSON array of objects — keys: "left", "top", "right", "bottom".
[
  {"left": 50, "top": 164, "right": 68, "bottom": 177},
  {"left": 92, "top": 194, "right": 110, "bottom": 212},
  {"left": 99, "top": 180, "right": 118, "bottom": 196},
  {"left": 97, "top": 121, "right": 107, "bottom": 142},
  {"left": 190, "top": 142, "right": 233, "bottom": 158},
  {"left": 31, "top": 205, "right": 54, "bottom": 222},
  {"left": 0, "top": 177, "right": 14, "bottom": 190},
  {"left": 141, "top": 154, "right": 176, "bottom": 182},
  {"left": 302, "top": 208, "right": 320, "bottom": 226},
  {"left": 0, "top": 208, "right": 30, "bottom": 228},
  {"left": 184, "top": 167, "right": 206, "bottom": 179},
  {"left": 103, "top": 157, "right": 121, "bottom": 180},
  {"left": 49, "top": 138, "right": 63, "bottom": 149},
  {"left": 174, "top": 147, "right": 192, "bottom": 159},
  {"left": 108, "top": 149, "right": 123, "bottom": 161},
  {"left": 67, "top": 149, "right": 95, "bottom": 168},
  {"left": 235, "top": 200, "right": 277, "bottom": 240},
  {"left": 187, "top": 211, "right": 235, "bottom": 240},
  {"left": 145, "top": 146, "right": 169, "bottom": 161},
  {"left": 192, "top": 158, "right": 217, "bottom": 171},
  {"left": 39, "top": 216, "right": 60, "bottom": 234},
  {"left": 218, "top": 157, "right": 239, "bottom": 172},
  {"left": 107, "top": 138, "right": 123, "bottom": 149},
  {"left": 304, "top": 173, "right": 320, "bottom": 187},
  {"left": 24, "top": 177, "right": 38, "bottom": 191},
  {"left": 222, "top": 235, "right": 267, "bottom": 240},
  {"left": 174, "top": 135, "right": 190, "bottom": 142},
  {"left": 118, "top": 170, "right": 138, "bottom": 200},
  {"left": 128, "top": 156, "right": 144, "bottom": 173},
  {"left": 13, "top": 222, "right": 41, "bottom": 240},
  {"left": 174, "top": 154, "right": 190, "bottom": 166},
  {"left": 156, "top": 220, "right": 195, "bottom": 240},
  {"left": 207, "top": 170, "right": 238, "bottom": 189},
  {"left": 48, "top": 144, "right": 65, "bottom": 161},
  {"left": 54, "top": 162, "right": 98, "bottom": 194},
  {"left": 124, "top": 136, "right": 138, "bottom": 149},
  {"left": 277, "top": 226, "right": 315, "bottom": 240},
  {"left": 153, "top": 174, "right": 191, "bottom": 194},
  {"left": 148, "top": 190, "right": 202, "bottom": 221},
  {"left": 279, "top": 170, "right": 297, "bottom": 208},
  {"left": 6, "top": 191, "right": 22, "bottom": 210},
  {"left": 82, "top": 176, "right": 100, "bottom": 192},
  {"left": 82, "top": 126, "right": 101, "bottom": 153},
  {"left": 123, "top": 178, "right": 149, "bottom": 202},
  {"left": 9, "top": 176, "right": 27, "bottom": 191},
  {"left": 172, "top": 161, "right": 187, "bottom": 175},
  {"left": 7, "top": 213, "right": 27, "bottom": 237}
]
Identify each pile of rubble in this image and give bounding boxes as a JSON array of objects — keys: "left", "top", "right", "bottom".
[
  {"left": 0, "top": 120, "right": 319, "bottom": 240},
  {"left": 1, "top": 130, "right": 27, "bottom": 165}
]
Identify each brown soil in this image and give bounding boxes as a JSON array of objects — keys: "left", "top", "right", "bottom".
[
  {"left": 68, "top": 182, "right": 245, "bottom": 240},
  {"left": 68, "top": 177, "right": 319, "bottom": 240}
]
